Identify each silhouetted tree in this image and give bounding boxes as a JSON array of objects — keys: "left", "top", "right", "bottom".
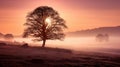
[
  {"left": 23, "top": 6, "right": 67, "bottom": 47},
  {"left": 0, "top": 33, "right": 4, "bottom": 38},
  {"left": 104, "top": 33, "right": 109, "bottom": 41},
  {"left": 4, "top": 34, "right": 14, "bottom": 39},
  {"left": 96, "top": 33, "right": 109, "bottom": 42},
  {"left": 96, "top": 34, "right": 104, "bottom": 42}
]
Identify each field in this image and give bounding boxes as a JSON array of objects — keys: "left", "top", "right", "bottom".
[{"left": 0, "top": 41, "right": 120, "bottom": 67}]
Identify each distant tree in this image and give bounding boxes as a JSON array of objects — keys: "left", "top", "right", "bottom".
[
  {"left": 0, "top": 33, "right": 4, "bottom": 38},
  {"left": 4, "top": 34, "right": 14, "bottom": 39},
  {"left": 96, "top": 34, "right": 104, "bottom": 42},
  {"left": 104, "top": 33, "right": 109, "bottom": 41},
  {"left": 23, "top": 6, "right": 67, "bottom": 47},
  {"left": 96, "top": 33, "right": 109, "bottom": 42}
]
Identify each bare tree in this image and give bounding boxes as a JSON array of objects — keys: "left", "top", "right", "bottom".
[{"left": 23, "top": 6, "right": 67, "bottom": 47}]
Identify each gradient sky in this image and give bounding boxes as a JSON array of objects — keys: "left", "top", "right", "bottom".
[{"left": 0, "top": 0, "right": 120, "bottom": 35}]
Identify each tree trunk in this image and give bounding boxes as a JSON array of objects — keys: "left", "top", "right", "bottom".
[{"left": 42, "top": 39, "right": 46, "bottom": 47}]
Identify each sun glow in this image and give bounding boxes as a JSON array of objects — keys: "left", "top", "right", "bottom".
[
  {"left": 45, "top": 17, "right": 52, "bottom": 28},
  {"left": 45, "top": 17, "right": 52, "bottom": 26}
]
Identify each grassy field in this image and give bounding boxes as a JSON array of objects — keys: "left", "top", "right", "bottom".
[{"left": 0, "top": 42, "right": 120, "bottom": 67}]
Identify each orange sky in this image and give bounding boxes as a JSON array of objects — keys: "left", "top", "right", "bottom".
[{"left": 0, "top": 0, "right": 120, "bottom": 35}]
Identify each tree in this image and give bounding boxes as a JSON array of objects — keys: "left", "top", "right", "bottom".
[
  {"left": 96, "top": 34, "right": 104, "bottom": 42},
  {"left": 4, "top": 34, "right": 14, "bottom": 39},
  {"left": 104, "top": 34, "right": 109, "bottom": 41},
  {"left": 0, "top": 33, "right": 4, "bottom": 38},
  {"left": 96, "top": 33, "right": 109, "bottom": 42},
  {"left": 23, "top": 6, "right": 67, "bottom": 47}
]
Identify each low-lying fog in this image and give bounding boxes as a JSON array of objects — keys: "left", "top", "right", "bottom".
[
  {"left": 1, "top": 36, "right": 120, "bottom": 54},
  {"left": 15, "top": 36, "right": 120, "bottom": 49}
]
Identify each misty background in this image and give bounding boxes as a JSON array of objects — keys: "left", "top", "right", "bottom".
[{"left": 0, "top": 26, "right": 120, "bottom": 55}]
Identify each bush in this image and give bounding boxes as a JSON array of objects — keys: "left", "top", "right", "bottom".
[{"left": 21, "top": 43, "right": 29, "bottom": 47}]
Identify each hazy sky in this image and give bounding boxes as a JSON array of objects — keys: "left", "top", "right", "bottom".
[{"left": 0, "top": 0, "right": 120, "bottom": 35}]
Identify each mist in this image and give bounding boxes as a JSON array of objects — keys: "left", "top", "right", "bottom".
[
  {"left": 0, "top": 36, "right": 119, "bottom": 55},
  {"left": 7, "top": 36, "right": 118, "bottom": 54}
]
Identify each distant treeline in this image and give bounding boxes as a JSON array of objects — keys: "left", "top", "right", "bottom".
[{"left": 0, "top": 33, "right": 14, "bottom": 39}]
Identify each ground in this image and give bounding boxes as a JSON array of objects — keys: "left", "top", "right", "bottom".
[{"left": 0, "top": 42, "right": 120, "bottom": 67}]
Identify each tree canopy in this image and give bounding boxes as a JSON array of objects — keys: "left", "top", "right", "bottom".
[{"left": 23, "top": 6, "right": 67, "bottom": 47}]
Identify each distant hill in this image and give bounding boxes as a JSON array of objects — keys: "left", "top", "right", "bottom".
[{"left": 67, "top": 26, "right": 120, "bottom": 37}]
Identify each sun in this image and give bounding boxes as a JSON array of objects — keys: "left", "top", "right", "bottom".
[{"left": 45, "top": 17, "right": 52, "bottom": 27}]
